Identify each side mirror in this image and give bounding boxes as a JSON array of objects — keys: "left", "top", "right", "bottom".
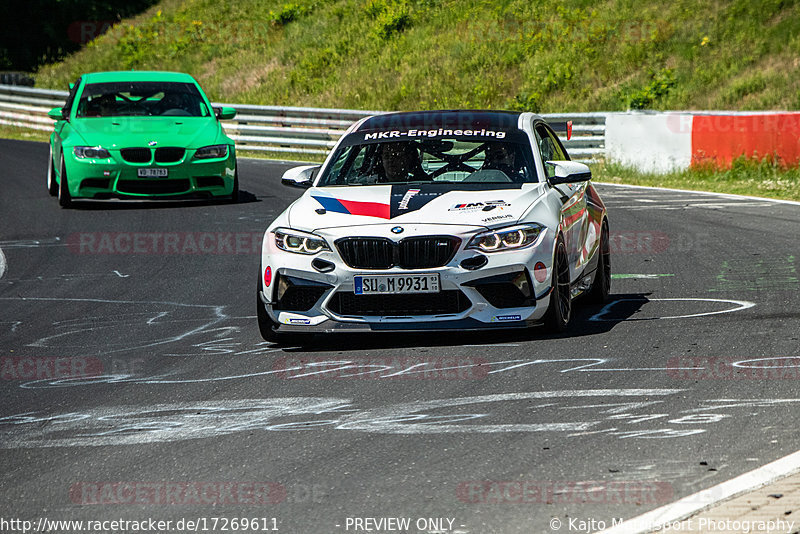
[
  {"left": 281, "top": 165, "right": 319, "bottom": 188},
  {"left": 214, "top": 106, "right": 237, "bottom": 120},
  {"left": 48, "top": 107, "right": 64, "bottom": 120},
  {"left": 546, "top": 160, "right": 592, "bottom": 185}
]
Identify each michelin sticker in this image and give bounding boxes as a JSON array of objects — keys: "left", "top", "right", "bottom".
[{"left": 492, "top": 314, "right": 523, "bottom": 322}]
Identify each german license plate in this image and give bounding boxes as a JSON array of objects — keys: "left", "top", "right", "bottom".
[
  {"left": 138, "top": 168, "right": 168, "bottom": 177},
  {"left": 354, "top": 274, "right": 440, "bottom": 295}
]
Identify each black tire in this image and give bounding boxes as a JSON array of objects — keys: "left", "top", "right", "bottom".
[
  {"left": 256, "top": 269, "right": 304, "bottom": 345},
  {"left": 47, "top": 147, "right": 57, "bottom": 196},
  {"left": 257, "top": 273, "right": 281, "bottom": 342},
  {"left": 57, "top": 156, "right": 72, "bottom": 208},
  {"left": 227, "top": 168, "right": 239, "bottom": 203},
  {"left": 543, "top": 238, "right": 572, "bottom": 332},
  {"left": 587, "top": 221, "right": 611, "bottom": 304}
]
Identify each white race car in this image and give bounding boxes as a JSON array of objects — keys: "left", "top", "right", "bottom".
[{"left": 257, "top": 110, "right": 610, "bottom": 341}]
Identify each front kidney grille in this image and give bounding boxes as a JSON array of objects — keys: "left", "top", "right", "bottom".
[
  {"left": 335, "top": 236, "right": 460, "bottom": 270},
  {"left": 336, "top": 238, "right": 394, "bottom": 269},
  {"left": 155, "top": 147, "right": 185, "bottom": 163},
  {"left": 398, "top": 236, "right": 460, "bottom": 269},
  {"left": 120, "top": 148, "right": 151, "bottom": 163}
]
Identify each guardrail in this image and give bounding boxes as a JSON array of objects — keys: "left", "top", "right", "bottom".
[{"left": 0, "top": 84, "right": 606, "bottom": 160}]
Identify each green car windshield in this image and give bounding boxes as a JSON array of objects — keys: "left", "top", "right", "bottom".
[
  {"left": 75, "top": 82, "right": 211, "bottom": 118},
  {"left": 318, "top": 138, "right": 539, "bottom": 186}
]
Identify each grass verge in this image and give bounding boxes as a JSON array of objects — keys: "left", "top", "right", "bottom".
[
  {"left": 0, "top": 124, "right": 50, "bottom": 143},
  {"left": 592, "top": 158, "right": 800, "bottom": 202},
  {"left": 33, "top": 0, "right": 800, "bottom": 112}
]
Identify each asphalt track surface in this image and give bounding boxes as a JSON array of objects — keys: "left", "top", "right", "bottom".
[{"left": 1, "top": 138, "right": 799, "bottom": 534}]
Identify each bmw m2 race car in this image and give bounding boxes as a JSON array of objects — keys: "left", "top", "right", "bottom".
[
  {"left": 46, "top": 71, "right": 238, "bottom": 207},
  {"left": 257, "top": 110, "right": 610, "bottom": 341}
]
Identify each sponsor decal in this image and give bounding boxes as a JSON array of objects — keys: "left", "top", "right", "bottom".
[
  {"left": 449, "top": 200, "right": 511, "bottom": 212},
  {"left": 365, "top": 128, "right": 507, "bottom": 140},
  {"left": 388, "top": 184, "right": 447, "bottom": 218},
  {"left": 482, "top": 214, "right": 514, "bottom": 223},
  {"left": 398, "top": 189, "right": 420, "bottom": 210},
  {"left": 533, "top": 262, "right": 548, "bottom": 283},
  {"left": 287, "top": 318, "right": 312, "bottom": 325},
  {"left": 311, "top": 192, "right": 390, "bottom": 219},
  {"left": 492, "top": 314, "right": 522, "bottom": 322}
]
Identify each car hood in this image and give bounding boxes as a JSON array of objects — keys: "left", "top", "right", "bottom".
[
  {"left": 287, "top": 183, "right": 547, "bottom": 231},
  {"left": 71, "top": 117, "right": 223, "bottom": 149}
]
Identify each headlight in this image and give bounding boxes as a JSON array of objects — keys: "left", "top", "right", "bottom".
[
  {"left": 273, "top": 228, "right": 330, "bottom": 255},
  {"left": 467, "top": 223, "right": 545, "bottom": 252},
  {"left": 73, "top": 146, "right": 110, "bottom": 159},
  {"left": 194, "top": 144, "right": 228, "bottom": 159}
]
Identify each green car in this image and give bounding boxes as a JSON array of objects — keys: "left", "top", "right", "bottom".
[{"left": 47, "top": 71, "right": 238, "bottom": 207}]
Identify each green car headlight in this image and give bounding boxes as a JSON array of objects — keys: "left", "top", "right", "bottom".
[
  {"left": 467, "top": 223, "right": 545, "bottom": 252},
  {"left": 194, "top": 144, "right": 228, "bottom": 159},
  {"left": 73, "top": 146, "right": 111, "bottom": 159},
  {"left": 273, "top": 228, "right": 330, "bottom": 255}
]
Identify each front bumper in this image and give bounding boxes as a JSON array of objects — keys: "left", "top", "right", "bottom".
[
  {"left": 259, "top": 225, "right": 556, "bottom": 333},
  {"left": 63, "top": 146, "right": 236, "bottom": 199}
]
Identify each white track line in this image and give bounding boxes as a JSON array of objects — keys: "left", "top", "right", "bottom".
[
  {"left": 0, "top": 246, "right": 7, "bottom": 280},
  {"left": 596, "top": 181, "right": 800, "bottom": 207},
  {"left": 597, "top": 448, "right": 800, "bottom": 533}
]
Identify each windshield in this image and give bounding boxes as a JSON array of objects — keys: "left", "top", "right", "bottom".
[
  {"left": 75, "top": 81, "right": 211, "bottom": 118},
  {"left": 317, "top": 137, "right": 539, "bottom": 186}
]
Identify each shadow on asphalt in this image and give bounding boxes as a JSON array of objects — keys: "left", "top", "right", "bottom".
[
  {"left": 273, "top": 292, "right": 652, "bottom": 352},
  {"left": 66, "top": 190, "right": 259, "bottom": 210}
]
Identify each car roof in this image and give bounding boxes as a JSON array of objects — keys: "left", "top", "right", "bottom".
[
  {"left": 355, "top": 110, "right": 526, "bottom": 132},
  {"left": 80, "top": 71, "right": 199, "bottom": 84}
]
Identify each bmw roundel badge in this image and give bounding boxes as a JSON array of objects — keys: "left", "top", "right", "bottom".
[{"left": 391, "top": 226, "right": 404, "bottom": 234}]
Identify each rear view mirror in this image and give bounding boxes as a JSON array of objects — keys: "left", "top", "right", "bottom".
[
  {"left": 281, "top": 165, "right": 319, "bottom": 188},
  {"left": 214, "top": 106, "right": 237, "bottom": 120},
  {"left": 47, "top": 107, "right": 64, "bottom": 120},
  {"left": 546, "top": 161, "right": 592, "bottom": 185}
]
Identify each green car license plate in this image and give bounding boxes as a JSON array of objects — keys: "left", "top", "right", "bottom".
[{"left": 138, "top": 168, "right": 168, "bottom": 177}]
